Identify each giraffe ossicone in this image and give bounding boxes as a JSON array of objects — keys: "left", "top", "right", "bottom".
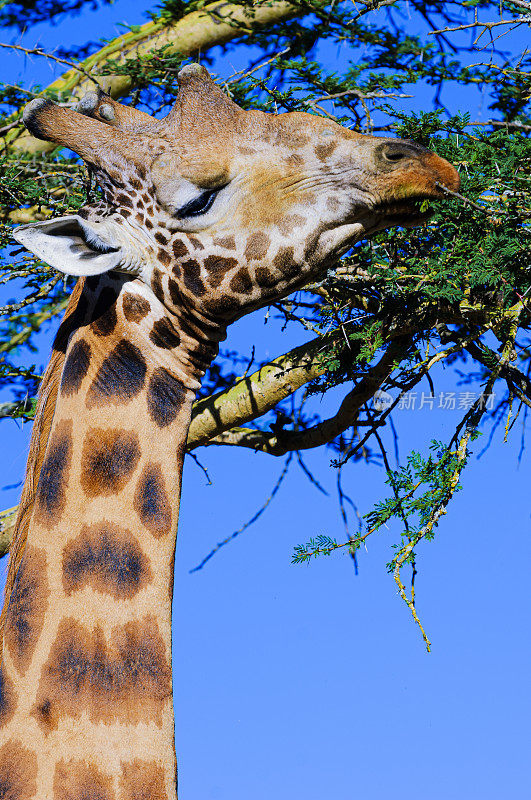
[{"left": 2, "top": 64, "right": 459, "bottom": 798}]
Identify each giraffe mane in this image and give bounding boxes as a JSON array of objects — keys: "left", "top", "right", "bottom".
[{"left": 0, "top": 278, "right": 85, "bottom": 632}]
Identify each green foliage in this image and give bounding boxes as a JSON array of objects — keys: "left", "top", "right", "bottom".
[
  {"left": 292, "top": 534, "right": 339, "bottom": 564},
  {"left": 365, "top": 440, "right": 469, "bottom": 560}
]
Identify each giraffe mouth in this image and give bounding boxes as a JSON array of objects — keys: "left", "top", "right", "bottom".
[{"left": 375, "top": 198, "right": 434, "bottom": 227}]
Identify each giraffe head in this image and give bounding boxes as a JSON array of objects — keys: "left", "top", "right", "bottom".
[{"left": 14, "top": 64, "right": 459, "bottom": 323}]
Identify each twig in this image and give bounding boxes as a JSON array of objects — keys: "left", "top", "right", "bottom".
[
  {"left": 427, "top": 16, "right": 531, "bottom": 38},
  {"left": 0, "top": 43, "right": 100, "bottom": 88},
  {"left": 435, "top": 181, "right": 505, "bottom": 215},
  {"left": 225, "top": 46, "right": 290, "bottom": 85},
  {"left": 308, "top": 89, "right": 413, "bottom": 105},
  {"left": 189, "top": 452, "right": 293, "bottom": 572}
]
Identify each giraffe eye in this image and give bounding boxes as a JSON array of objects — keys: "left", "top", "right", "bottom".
[{"left": 175, "top": 189, "right": 219, "bottom": 219}]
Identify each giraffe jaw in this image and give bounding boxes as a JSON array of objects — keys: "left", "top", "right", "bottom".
[
  {"left": 314, "top": 196, "right": 435, "bottom": 261},
  {"left": 372, "top": 198, "right": 434, "bottom": 229}
]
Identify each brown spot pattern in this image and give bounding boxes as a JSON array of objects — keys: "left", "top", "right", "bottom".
[
  {"left": 273, "top": 246, "right": 298, "bottom": 278},
  {"left": 315, "top": 141, "right": 337, "bottom": 161},
  {"left": 87, "top": 341, "right": 147, "bottom": 407},
  {"left": 285, "top": 153, "right": 304, "bottom": 166},
  {"left": 168, "top": 279, "right": 181, "bottom": 308},
  {"left": 149, "top": 318, "right": 181, "bottom": 350},
  {"left": 133, "top": 464, "right": 172, "bottom": 537},
  {"left": 172, "top": 239, "right": 188, "bottom": 259},
  {"left": 276, "top": 214, "right": 305, "bottom": 236},
  {"left": 35, "top": 616, "right": 171, "bottom": 729},
  {"left": 146, "top": 368, "right": 185, "bottom": 428},
  {"left": 62, "top": 522, "right": 152, "bottom": 599},
  {"left": 274, "top": 127, "right": 309, "bottom": 148},
  {"left": 151, "top": 269, "right": 165, "bottom": 302},
  {"left": 54, "top": 760, "right": 114, "bottom": 800},
  {"left": 119, "top": 759, "right": 168, "bottom": 800},
  {"left": 204, "top": 255, "right": 238, "bottom": 288},
  {"left": 182, "top": 259, "right": 205, "bottom": 296},
  {"left": 91, "top": 286, "right": 118, "bottom": 337},
  {"left": 0, "top": 666, "right": 16, "bottom": 728},
  {"left": 229, "top": 268, "right": 253, "bottom": 295},
  {"left": 0, "top": 741, "right": 37, "bottom": 800},
  {"left": 255, "top": 267, "right": 278, "bottom": 288},
  {"left": 326, "top": 196, "right": 341, "bottom": 212},
  {"left": 4, "top": 546, "right": 48, "bottom": 675},
  {"left": 213, "top": 234, "right": 236, "bottom": 250},
  {"left": 81, "top": 428, "right": 140, "bottom": 497},
  {"left": 244, "top": 231, "right": 270, "bottom": 261},
  {"left": 188, "top": 236, "right": 204, "bottom": 251},
  {"left": 157, "top": 250, "right": 171, "bottom": 267},
  {"left": 61, "top": 339, "right": 91, "bottom": 396},
  {"left": 122, "top": 293, "right": 150, "bottom": 323},
  {"left": 36, "top": 422, "right": 72, "bottom": 524},
  {"left": 116, "top": 194, "right": 133, "bottom": 209},
  {"left": 202, "top": 295, "right": 240, "bottom": 318}
]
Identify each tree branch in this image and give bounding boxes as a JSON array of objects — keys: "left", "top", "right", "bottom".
[
  {"left": 0, "top": 507, "right": 16, "bottom": 557},
  {"left": 7, "top": 0, "right": 301, "bottom": 155},
  {"left": 203, "top": 335, "right": 413, "bottom": 455},
  {"left": 187, "top": 329, "right": 341, "bottom": 448}
]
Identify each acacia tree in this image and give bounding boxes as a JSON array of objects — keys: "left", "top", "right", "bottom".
[{"left": 0, "top": 0, "right": 530, "bottom": 648}]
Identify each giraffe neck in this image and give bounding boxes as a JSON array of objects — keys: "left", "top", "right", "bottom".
[{"left": 0, "top": 276, "right": 224, "bottom": 799}]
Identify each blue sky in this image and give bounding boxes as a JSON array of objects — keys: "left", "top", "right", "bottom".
[{"left": 1, "top": 2, "right": 530, "bottom": 797}]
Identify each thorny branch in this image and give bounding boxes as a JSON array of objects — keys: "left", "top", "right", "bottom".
[{"left": 0, "top": 43, "right": 100, "bottom": 87}]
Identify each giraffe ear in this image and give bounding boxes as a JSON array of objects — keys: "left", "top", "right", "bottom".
[{"left": 12, "top": 216, "right": 129, "bottom": 277}]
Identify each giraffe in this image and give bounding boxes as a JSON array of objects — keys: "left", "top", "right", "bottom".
[{"left": 0, "top": 64, "right": 459, "bottom": 798}]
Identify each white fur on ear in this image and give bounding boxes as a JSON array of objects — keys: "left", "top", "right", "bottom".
[{"left": 12, "top": 215, "right": 134, "bottom": 277}]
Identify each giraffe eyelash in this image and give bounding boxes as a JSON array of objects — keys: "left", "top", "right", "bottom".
[{"left": 175, "top": 188, "right": 220, "bottom": 219}]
